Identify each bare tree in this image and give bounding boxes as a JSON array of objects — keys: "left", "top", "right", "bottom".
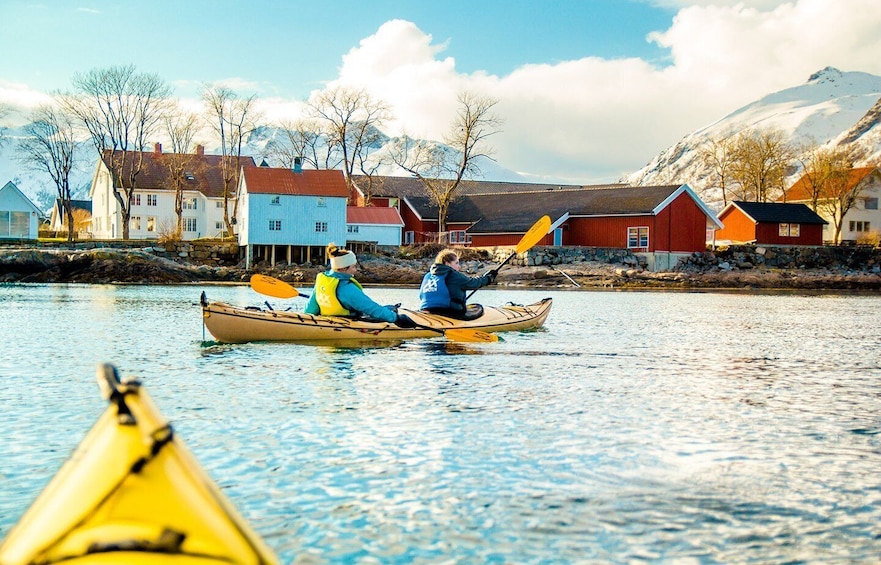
[
  {"left": 265, "top": 118, "right": 324, "bottom": 169},
  {"left": 391, "top": 91, "right": 501, "bottom": 241},
  {"left": 202, "top": 85, "right": 259, "bottom": 238},
  {"left": 160, "top": 104, "right": 201, "bottom": 239},
  {"left": 802, "top": 145, "right": 862, "bottom": 244},
  {"left": 15, "top": 101, "right": 80, "bottom": 241},
  {"left": 63, "top": 64, "right": 171, "bottom": 239},
  {"left": 698, "top": 133, "right": 736, "bottom": 207},
  {"left": 728, "top": 127, "right": 794, "bottom": 203},
  {"left": 308, "top": 86, "right": 391, "bottom": 193},
  {"left": 795, "top": 143, "right": 854, "bottom": 211}
]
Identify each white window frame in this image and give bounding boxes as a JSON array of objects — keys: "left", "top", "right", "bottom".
[
  {"left": 146, "top": 194, "right": 157, "bottom": 206},
  {"left": 146, "top": 217, "right": 155, "bottom": 232},
  {"left": 347, "top": 225, "right": 359, "bottom": 233},
  {"left": 449, "top": 230, "right": 470, "bottom": 244},
  {"left": 627, "top": 226, "right": 649, "bottom": 248},
  {"left": 270, "top": 195, "right": 280, "bottom": 205},
  {"left": 184, "top": 217, "right": 197, "bottom": 232},
  {"left": 269, "top": 219, "right": 281, "bottom": 231},
  {"left": 315, "top": 221, "right": 328, "bottom": 233}
]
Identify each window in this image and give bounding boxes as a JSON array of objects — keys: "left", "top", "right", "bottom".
[
  {"left": 184, "top": 218, "right": 197, "bottom": 232},
  {"left": 865, "top": 197, "right": 878, "bottom": 210},
  {"left": 849, "top": 221, "right": 871, "bottom": 232},
  {"left": 271, "top": 195, "right": 280, "bottom": 205},
  {"left": 347, "top": 225, "right": 359, "bottom": 233},
  {"left": 315, "top": 221, "right": 328, "bottom": 233},
  {"left": 130, "top": 194, "right": 141, "bottom": 206},
  {"left": 130, "top": 216, "right": 141, "bottom": 230},
  {"left": 147, "top": 194, "right": 157, "bottom": 206},
  {"left": 778, "top": 223, "right": 800, "bottom": 237},
  {"left": 0, "top": 211, "right": 30, "bottom": 238},
  {"left": 269, "top": 220, "right": 281, "bottom": 231},
  {"left": 404, "top": 231, "right": 414, "bottom": 244},
  {"left": 184, "top": 171, "right": 195, "bottom": 181},
  {"left": 215, "top": 221, "right": 224, "bottom": 230},
  {"left": 627, "top": 226, "right": 649, "bottom": 248},
  {"left": 146, "top": 217, "right": 155, "bottom": 232},
  {"left": 317, "top": 197, "right": 327, "bottom": 207},
  {"left": 216, "top": 201, "right": 223, "bottom": 208},
  {"left": 449, "top": 230, "right": 470, "bottom": 244},
  {"left": 183, "top": 198, "right": 197, "bottom": 210}
]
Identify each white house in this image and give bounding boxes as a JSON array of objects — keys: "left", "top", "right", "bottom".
[
  {"left": 49, "top": 198, "right": 92, "bottom": 235},
  {"left": 346, "top": 206, "right": 404, "bottom": 248},
  {"left": 89, "top": 144, "right": 256, "bottom": 240},
  {"left": 0, "top": 181, "right": 42, "bottom": 240},
  {"left": 781, "top": 167, "right": 881, "bottom": 243},
  {"left": 237, "top": 163, "right": 350, "bottom": 268}
]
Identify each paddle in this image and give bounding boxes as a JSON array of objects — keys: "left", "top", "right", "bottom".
[
  {"left": 251, "top": 274, "right": 498, "bottom": 342},
  {"left": 466, "top": 214, "right": 552, "bottom": 299},
  {"left": 250, "top": 274, "right": 309, "bottom": 299}
]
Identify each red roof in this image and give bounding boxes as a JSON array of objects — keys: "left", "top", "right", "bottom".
[
  {"left": 781, "top": 167, "right": 877, "bottom": 201},
  {"left": 242, "top": 168, "right": 348, "bottom": 197},
  {"left": 101, "top": 149, "right": 256, "bottom": 198},
  {"left": 347, "top": 206, "right": 404, "bottom": 226}
]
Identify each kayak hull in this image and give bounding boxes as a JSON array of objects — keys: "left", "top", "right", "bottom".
[
  {"left": 0, "top": 365, "right": 279, "bottom": 565},
  {"left": 201, "top": 297, "right": 553, "bottom": 344}
]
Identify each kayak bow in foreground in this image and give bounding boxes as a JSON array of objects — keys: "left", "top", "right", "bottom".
[
  {"left": 0, "top": 364, "right": 279, "bottom": 565},
  {"left": 201, "top": 294, "right": 553, "bottom": 344}
]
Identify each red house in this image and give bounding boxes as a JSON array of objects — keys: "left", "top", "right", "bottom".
[
  {"left": 715, "top": 201, "right": 826, "bottom": 246},
  {"left": 351, "top": 176, "right": 721, "bottom": 270}
]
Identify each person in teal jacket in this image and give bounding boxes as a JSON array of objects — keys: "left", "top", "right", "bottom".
[
  {"left": 419, "top": 249, "right": 496, "bottom": 318},
  {"left": 305, "top": 243, "right": 416, "bottom": 327}
]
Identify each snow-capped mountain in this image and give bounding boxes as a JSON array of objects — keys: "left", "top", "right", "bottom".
[{"left": 624, "top": 67, "right": 881, "bottom": 211}]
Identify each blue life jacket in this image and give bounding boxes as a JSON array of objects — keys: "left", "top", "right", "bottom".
[{"left": 419, "top": 271, "right": 451, "bottom": 310}]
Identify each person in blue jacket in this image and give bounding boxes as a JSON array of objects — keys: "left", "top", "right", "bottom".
[
  {"left": 418, "top": 249, "right": 496, "bottom": 318},
  {"left": 306, "top": 243, "right": 416, "bottom": 327}
]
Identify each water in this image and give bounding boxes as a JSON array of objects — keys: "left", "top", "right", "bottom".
[{"left": 1, "top": 283, "right": 880, "bottom": 563}]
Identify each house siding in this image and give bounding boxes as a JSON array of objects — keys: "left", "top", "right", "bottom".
[
  {"left": 244, "top": 193, "right": 347, "bottom": 246},
  {"left": 656, "top": 193, "right": 708, "bottom": 252},
  {"left": 0, "top": 182, "right": 41, "bottom": 239},
  {"left": 567, "top": 216, "right": 656, "bottom": 250},
  {"left": 755, "top": 222, "right": 824, "bottom": 245},
  {"left": 716, "top": 208, "right": 758, "bottom": 242}
]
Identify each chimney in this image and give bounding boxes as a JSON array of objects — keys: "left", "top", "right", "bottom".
[
  {"left": 293, "top": 156, "right": 303, "bottom": 173},
  {"left": 195, "top": 144, "right": 205, "bottom": 155},
  {"left": 153, "top": 142, "right": 162, "bottom": 154}
]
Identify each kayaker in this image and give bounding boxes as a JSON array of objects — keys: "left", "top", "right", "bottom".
[
  {"left": 306, "top": 243, "right": 417, "bottom": 328},
  {"left": 418, "top": 249, "right": 496, "bottom": 318}
]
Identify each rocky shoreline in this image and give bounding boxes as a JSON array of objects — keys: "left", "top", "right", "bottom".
[{"left": 1, "top": 245, "right": 880, "bottom": 291}]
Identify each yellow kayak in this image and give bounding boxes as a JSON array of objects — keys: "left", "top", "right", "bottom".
[
  {"left": 0, "top": 364, "right": 279, "bottom": 565},
  {"left": 201, "top": 294, "right": 553, "bottom": 344}
]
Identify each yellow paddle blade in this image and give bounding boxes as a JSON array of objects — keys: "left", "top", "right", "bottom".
[
  {"left": 250, "top": 274, "right": 299, "bottom": 299},
  {"left": 445, "top": 329, "right": 500, "bottom": 343},
  {"left": 515, "top": 215, "right": 552, "bottom": 254}
]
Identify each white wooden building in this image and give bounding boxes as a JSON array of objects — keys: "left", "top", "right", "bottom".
[
  {"left": 88, "top": 144, "right": 255, "bottom": 240},
  {"left": 236, "top": 164, "right": 350, "bottom": 268},
  {"left": 0, "top": 181, "right": 42, "bottom": 240}
]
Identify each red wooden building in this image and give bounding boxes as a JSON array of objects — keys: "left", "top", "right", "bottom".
[
  {"left": 715, "top": 201, "right": 826, "bottom": 246},
  {"left": 351, "top": 176, "right": 721, "bottom": 270}
]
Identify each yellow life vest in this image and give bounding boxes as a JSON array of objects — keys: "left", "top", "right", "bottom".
[{"left": 314, "top": 272, "right": 364, "bottom": 316}]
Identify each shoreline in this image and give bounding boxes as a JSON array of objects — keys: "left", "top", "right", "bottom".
[{"left": 1, "top": 246, "right": 880, "bottom": 292}]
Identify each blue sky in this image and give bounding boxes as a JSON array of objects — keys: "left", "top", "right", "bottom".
[{"left": 2, "top": 0, "right": 881, "bottom": 185}]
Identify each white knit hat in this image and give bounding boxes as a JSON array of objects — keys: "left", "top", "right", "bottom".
[{"left": 330, "top": 251, "right": 357, "bottom": 269}]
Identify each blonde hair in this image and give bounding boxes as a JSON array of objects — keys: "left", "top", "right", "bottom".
[
  {"left": 327, "top": 243, "right": 357, "bottom": 270},
  {"left": 433, "top": 249, "right": 459, "bottom": 265}
]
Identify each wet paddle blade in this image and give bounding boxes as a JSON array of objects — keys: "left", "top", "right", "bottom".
[
  {"left": 515, "top": 215, "right": 552, "bottom": 254},
  {"left": 250, "top": 274, "right": 299, "bottom": 299},
  {"left": 445, "top": 329, "right": 500, "bottom": 343}
]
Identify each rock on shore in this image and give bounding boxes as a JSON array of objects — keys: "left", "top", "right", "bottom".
[{"left": 1, "top": 245, "right": 880, "bottom": 290}]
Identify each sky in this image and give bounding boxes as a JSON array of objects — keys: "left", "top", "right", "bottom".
[{"left": 2, "top": 0, "right": 881, "bottom": 185}]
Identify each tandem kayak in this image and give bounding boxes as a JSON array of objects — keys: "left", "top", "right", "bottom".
[
  {"left": 0, "top": 364, "right": 279, "bottom": 565},
  {"left": 200, "top": 293, "right": 553, "bottom": 344}
]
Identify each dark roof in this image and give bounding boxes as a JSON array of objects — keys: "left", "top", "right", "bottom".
[
  {"left": 55, "top": 198, "right": 92, "bottom": 214},
  {"left": 406, "top": 185, "right": 686, "bottom": 233},
  {"left": 101, "top": 149, "right": 256, "bottom": 198},
  {"left": 728, "top": 201, "right": 827, "bottom": 225}
]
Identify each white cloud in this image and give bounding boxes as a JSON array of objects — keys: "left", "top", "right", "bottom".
[
  {"left": 0, "top": 81, "right": 52, "bottom": 125},
  {"left": 303, "top": 0, "right": 881, "bottom": 183}
]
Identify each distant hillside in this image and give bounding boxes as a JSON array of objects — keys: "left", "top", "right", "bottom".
[{"left": 624, "top": 67, "right": 881, "bottom": 211}]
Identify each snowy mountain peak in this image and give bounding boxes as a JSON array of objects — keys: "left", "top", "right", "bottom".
[{"left": 625, "top": 68, "right": 881, "bottom": 210}]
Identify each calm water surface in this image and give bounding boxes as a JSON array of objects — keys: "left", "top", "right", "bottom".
[{"left": 1, "top": 283, "right": 880, "bottom": 563}]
